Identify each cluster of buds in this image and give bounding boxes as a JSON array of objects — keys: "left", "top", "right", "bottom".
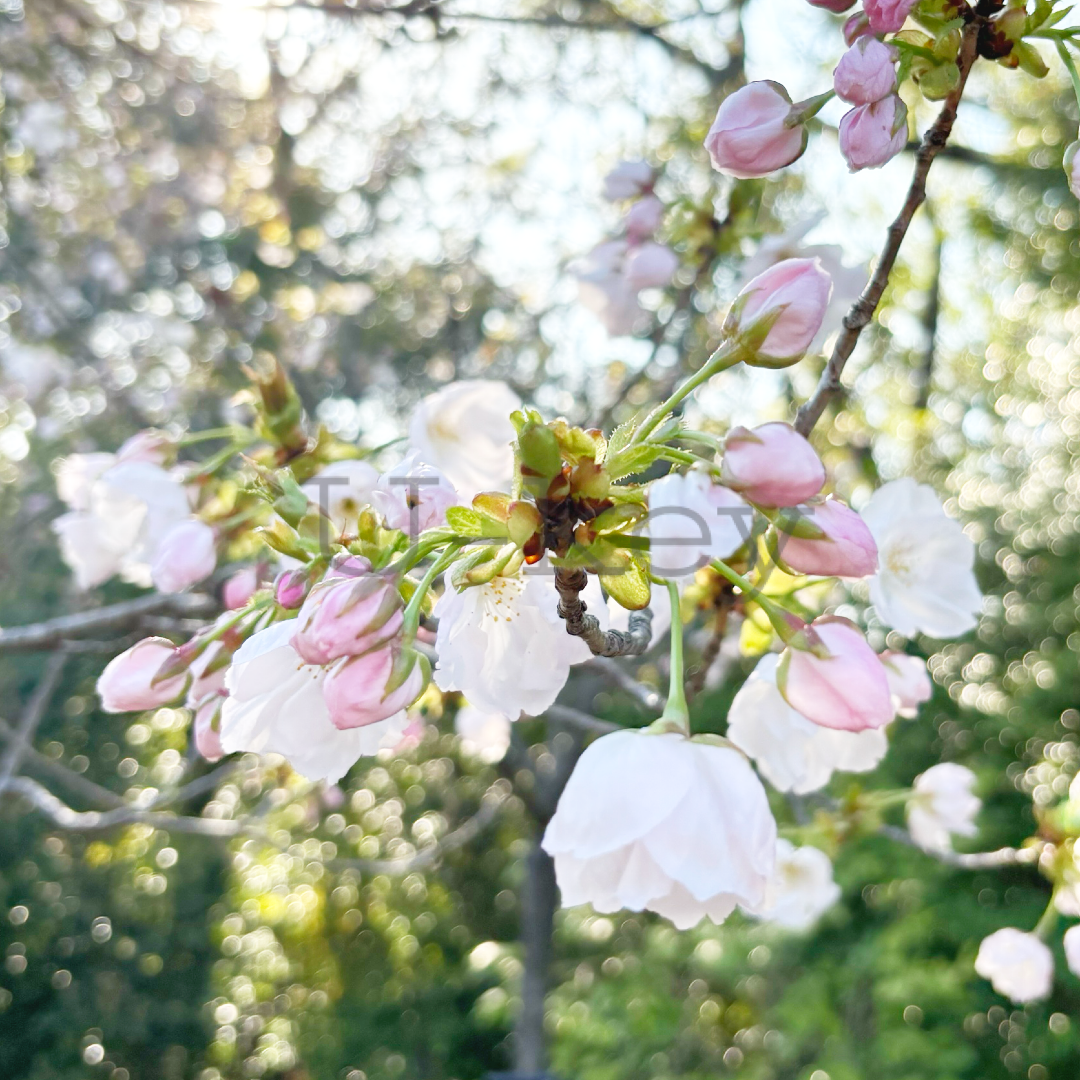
[
  {"left": 575, "top": 161, "right": 679, "bottom": 336},
  {"left": 705, "top": 0, "right": 1068, "bottom": 181}
]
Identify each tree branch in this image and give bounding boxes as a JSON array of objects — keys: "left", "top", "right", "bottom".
[
  {"left": 877, "top": 825, "right": 1035, "bottom": 869},
  {"left": 545, "top": 704, "right": 620, "bottom": 736},
  {"left": 0, "top": 651, "right": 69, "bottom": 793},
  {"left": 0, "top": 593, "right": 215, "bottom": 652},
  {"left": 587, "top": 655, "right": 664, "bottom": 710},
  {"left": 794, "top": 20, "right": 981, "bottom": 438},
  {"left": 553, "top": 566, "right": 652, "bottom": 656}
]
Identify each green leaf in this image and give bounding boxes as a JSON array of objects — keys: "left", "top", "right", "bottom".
[
  {"left": 605, "top": 417, "right": 637, "bottom": 458},
  {"left": 606, "top": 444, "right": 666, "bottom": 481},
  {"left": 590, "top": 503, "right": 648, "bottom": 536},
  {"left": 446, "top": 506, "right": 484, "bottom": 535},
  {"left": 600, "top": 554, "right": 651, "bottom": 611}
]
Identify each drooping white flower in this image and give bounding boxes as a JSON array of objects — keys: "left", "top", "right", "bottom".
[
  {"left": 219, "top": 620, "right": 407, "bottom": 784},
  {"left": 408, "top": 379, "right": 521, "bottom": 498},
  {"left": 52, "top": 456, "right": 193, "bottom": 590},
  {"left": 300, "top": 460, "right": 379, "bottom": 536},
  {"left": 860, "top": 478, "right": 982, "bottom": 639},
  {"left": 751, "top": 839, "right": 841, "bottom": 931},
  {"left": 975, "top": 928, "right": 1054, "bottom": 1003},
  {"left": 726, "top": 654, "right": 888, "bottom": 794},
  {"left": 1063, "top": 925, "right": 1080, "bottom": 977},
  {"left": 906, "top": 762, "right": 980, "bottom": 853},
  {"left": 433, "top": 567, "right": 604, "bottom": 718},
  {"left": 648, "top": 470, "right": 748, "bottom": 581},
  {"left": 454, "top": 703, "right": 512, "bottom": 763},
  {"left": 542, "top": 729, "right": 776, "bottom": 929}
]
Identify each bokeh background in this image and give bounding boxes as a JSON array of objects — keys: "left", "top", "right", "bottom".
[{"left": 2, "top": 0, "right": 1080, "bottom": 1077}]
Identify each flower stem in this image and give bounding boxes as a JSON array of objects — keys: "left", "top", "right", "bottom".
[
  {"left": 656, "top": 580, "right": 690, "bottom": 734},
  {"left": 632, "top": 340, "right": 740, "bottom": 445},
  {"left": 401, "top": 543, "right": 464, "bottom": 641},
  {"left": 1055, "top": 39, "right": 1080, "bottom": 113},
  {"left": 709, "top": 558, "right": 799, "bottom": 640},
  {"left": 1034, "top": 895, "right": 1059, "bottom": 941}
]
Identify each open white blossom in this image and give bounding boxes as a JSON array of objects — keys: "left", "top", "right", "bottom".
[
  {"left": 975, "top": 928, "right": 1054, "bottom": 1003},
  {"left": 648, "top": 470, "right": 748, "bottom": 581},
  {"left": 52, "top": 455, "right": 192, "bottom": 589},
  {"left": 1063, "top": 925, "right": 1080, "bottom": 977},
  {"left": 542, "top": 730, "right": 776, "bottom": 930},
  {"left": 219, "top": 620, "right": 407, "bottom": 784},
  {"left": 906, "top": 762, "right": 980, "bottom": 853},
  {"left": 727, "top": 654, "right": 888, "bottom": 794},
  {"left": 751, "top": 839, "right": 841, "bottom": 931},
  {"left": 408, "top": 379, "right": 521, "bottom": 497},
  {"left": 454, "top": 704, "right": 512, "bottom": 763},
  {"left": 301, "top": 460, "right": 380, "bottom": 536},
  {"left": 861, "top": 479, "right": 982, "bottom": 638},
  {"left": 433, "top": 567, "right": 604, "bottom": 718}
]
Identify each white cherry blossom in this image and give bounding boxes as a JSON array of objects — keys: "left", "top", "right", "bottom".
[
  {"left": 219, "top": 620, "right": 407, "bottom": 784},
  {"left": 454, "top": 704, "right": 512, "bottom": 763},
  {"left": 727, "top": 654, "right": 888, "bottom": 794},
  {"left": 300, "top": 460, "right": 379, "bottom": 536},
  {"left": 433, "top": 567, "right": 604, "bottom": 718},
  {"left": 1063, "top": 925, "right": 1080, "bottom": 977},
  {"left": 906, "top": 762, "right": 980, "bottom": 853},
  {"left": 542, "top": 730, "right": 776, "bottom": 930},
  {"left": 975, "top": 928, "right": 1054, "bottom": 1003},
  {"left": 751, "top": 839, "right": 841, "bottom": 931},
  {"left": 408, "top": 379, "right": 521, "bottom": 498},
  {"left": 647, "top": 470, "right": 748, "bottom": 581},
  {"left": 861, "top": 478, "right": 982, "bottom": 638},
  {"left": 52, "top": 455, "right": 192, "bottom": 589}
]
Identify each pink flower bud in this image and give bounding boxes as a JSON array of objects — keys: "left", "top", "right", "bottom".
[
  {"left": 705, "top": 82, "right": 808, "bottom": 179},
  {"left": 730, "top": 257, "right": 832, "bottom": 366},
  {"left": 880, "top": 651, "right": 932, "bottom": 718},
  {"left": 864, "top": 0, "right": 916, "bottom": 32},
  {"left": 834, "top": 38, "right": 898, "bottom": 105},
  {"left": 97, "top": 637, "right": 189, "bottom": 713},
  {"left": 151, "top": 520, "right": 217, "bottom": 593},
  {"left": 322, "top": 644, "right": 427, "bottom": 729},
  {"left": 326, "top": 554, "right": 373, "bottom": 580},
  {"left": 602, "top": 160, "right": 654, "bottom": 201},
  {"left": 222, "top": 566, "right": 259, "bottom": 610},
  {"left": 843, "top": 11, "right": 872, "bottom": 44},
  {"left": 275, "top": 568, "right": 311, "bottom": 609},
  {"left": 807, "top": 0, "right": 857, "bottom": 10},
  {"left": 624, "top": 195, "right": 664, "bottom": 242},
  {"left": 116, "top": 430, "right": 172, "bottom": 465},
  {"left": 775, "top": 497, "right": 878, "bottom": 578},
  {"left": 624, "top": 243, "right": 679, "bottom": 290},
  {"left": 1065, "top": 137, "right": 1080, "bottom": 200},
  {"left": 193, "top": 695, "right": 225, "bottom": 762},
  {"left": 371, "top": 453, "right": 458, "bottom": 536},
  {"left": 721, "top": 422, "right": 825, "bottom": 507},
  {"left": 778, "top": 617, "right": 893, "bottom": 731},
  {"left": 839, "top": 95, "right": 907, "bottom": 171},
  {"left": 292, "top": 572, "right": 404, "bottom": 666}
]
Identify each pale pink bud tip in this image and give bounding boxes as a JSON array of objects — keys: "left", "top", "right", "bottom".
[
  {"left": 778, "top": 617, "right": 893, "bottom": 731},
  {"left": 776, "top": 497, "right": 878, "bottom": 578},
  {"left": 732, "top": 257, "right": 833, "bottom": 366},
  {"left": 151, "top": 520, "right": 217, "bottom": 594},
  {"left": 721, "top": 422, "right": 825, "bottom": 507},
  {"left": 864, "top": 0, "right": 917, "bottom": 32},
  {"left": 97, "top": 638, "right": 188, "bottom": 713},
  {"left": 292, "top": 572, "right": 405, "bottom": 667},
  {"left": 839, "top": 95, "right": 907, "bottom": 171},
  {"left": 624, "top": 195, "right": 664, "bottom": 241},
  {"left": 274, "top": 568, "right": 310, "bottom": 609},
  {"left": 705, "top": 81, "right": 808, "bottom": 180},
  {"left": 602, "top": 160, "right": 654, "bottom": 201},
  {"left": 624, "top": 243, "right": 679, "bottom": 290},
  {"left": 222, "top": 566, "right": 259, "bottom": 610},
  {"left": 323, "top": 645, "right": 427, "bottom": 730},
  {"left": 833, "top": 38, "right": 898, "bottom": 105}
]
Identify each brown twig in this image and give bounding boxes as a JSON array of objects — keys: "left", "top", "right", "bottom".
[
  {"left": 0, "top": 651, "right": 69, "bottom": 793},
  {"left": 794, "top": 20, "right": 981, "bottom": 438},
  {"left": 553, "top": 566, "right": 652, "bottom": 656}
]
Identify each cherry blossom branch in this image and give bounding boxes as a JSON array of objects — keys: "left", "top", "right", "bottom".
[
  {"left": 553, "top": 566, "right": 653, "bottom": 657},
  {"left": 545, "top": 704, "right": 621, "bottom": 736},
  {"left": 0, "top": 651, "right": 69, "bottom": 794},
  {"left": 794, "top": 19, "right": 981, "bottom": 438},
  {"left": 877, "top": 824, "right": 1036, "bottom": 869},
  {"left": 0, "top": 592, "right": 216, "bottom": 652}
]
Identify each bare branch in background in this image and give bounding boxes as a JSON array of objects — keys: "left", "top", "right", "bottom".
[
  {"left": 0, "top": 651, "right": 69, "bottom": 793},
  {"left": 545, "top": 704, "right": 620, "bottom": 736},
  {"left": 917, "top": 226, "right": 944, "bottom": 410},
  {"left": 0, "top": 593, "right": 216, "bottom": 652},
  {"left": 795, "top": 20, "right": 981, "bottom": 438},
  {"left": 877, "top": 825, "right": 1035, "bottom": 870},
  {"left": 588, "top": 655, "right": 665, "bottom": 710}
]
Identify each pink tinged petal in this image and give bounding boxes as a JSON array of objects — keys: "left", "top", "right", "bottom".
[
  {"left": 833, "top": 38, "right": 898, "bottom": 105},
  {"left": 705, "top": 82, "right": 807, "bottom": 179},
  {"left": 780, "top": 617, "right": 893, "bottom": 731},
  {"left": 721, "top": 422, "right": 825, "bottom": 507},
  {"left": 776, "top": 497, "right": 878, "bottom": 578},
  {"left": 97, "top": 638, "right": 188, "bottom": 713}
]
